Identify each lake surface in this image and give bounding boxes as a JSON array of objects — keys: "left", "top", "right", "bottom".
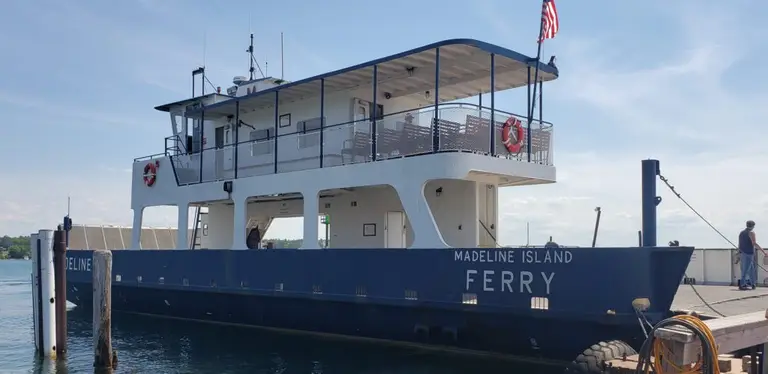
[{"left": 0, "top": 260, "right": 562, "bottom": 373}]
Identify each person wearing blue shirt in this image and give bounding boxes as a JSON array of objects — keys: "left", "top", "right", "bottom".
[{"left": 738, "top": 220, "right": 765, "bottom": 290}]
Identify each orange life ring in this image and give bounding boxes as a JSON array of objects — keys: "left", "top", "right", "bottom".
[
  {"left": 501, "top": 117, "right": 525, "bottom": 153},
  {"left": 143, "top": 162, "right": 157, "bottom": 187}
]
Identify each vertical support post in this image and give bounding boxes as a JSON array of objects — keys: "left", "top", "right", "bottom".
[
  {"left": 177, "top": 203, "right": 189, "bottom": 250},
  {"left": 232, "top": 198, "right": 248, "bottom": 250},
  {"left": 301, "top": 191, "right": 320, "bottom": 249},
  {"left": 53, "top": 229, "right": 67, "bottom": 356},
  {"left": 30, "top": 233, "right": 41, "bottom": 353},
  {"left": 233, "top": 101, "right": 239, "bottom": 180},
  {"left": 432, "top": 48, "right": 440, "bottom": 153},
  {"left": 527, "top": 66, "right": 532, "bottom": 119},
  {"left": 538, "top": 79, "right": 543, "bottom": 124},
  {"left": 38, "top": 229, "right": 57, "bottom": 358},
  {"left": 92, "top": 250, "right": 113, "bottom": 371},
  {"left": 641, "top": 159, "right": 661, "bottom": 247},
  {"left": 591, "top": 207, "right": 601, "bottom": 248},
  {"left": 489, "top": 54, "right": 496, "bottom": 156},
  {"left": 274, "top": 91, "right": 279, "bottom": 174},
  {"left": 750, "top": 345, "right": 759, "bottom": 374},
  {"left": 319, "top": 78, "right": 325, "bottom": 168},
  {"left": 131, "top": 207, "right": 143, "bottom": 250},
  {"left": 325, "top": 219, "right": 330, "bottom": 248},
  {"left": 371, "top": 65, "right": 378, "bottom": 161},
  {"left": 527, "top": 71, "right": 534, "bottom": 162},
  {"left": 198, "top": 110, "right": 205, "bottom": 183},
  {"left": 526, "top": 66, "right": 531, "bottom": 161}
]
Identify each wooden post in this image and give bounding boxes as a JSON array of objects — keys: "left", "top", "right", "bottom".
[
  {"left": 53, "top": 228, "right": 68, "bottom": 356},
  {"left": 92, "top": 250, "right": 113, "bottom": 371}
]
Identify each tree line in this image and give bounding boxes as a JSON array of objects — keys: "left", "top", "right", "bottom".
[{"left": 0, "top": 235, "right": 31, "bottom": 259}]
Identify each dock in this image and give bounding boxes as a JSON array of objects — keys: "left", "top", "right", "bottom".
[
  {"left": 672, "top": 284, "right": 768, "bottom": 317},
  {"left": 606, "top": 285, "right": 768, "bottom": 373}
]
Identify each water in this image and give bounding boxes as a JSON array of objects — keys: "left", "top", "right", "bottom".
[{"left": 0, "top": 260, "right": 562, "bottom": 373}]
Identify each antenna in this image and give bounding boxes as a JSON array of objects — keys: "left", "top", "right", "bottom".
[
  {"left": 202, "top": 30, "right": 207, "bottom": 70},
  {"left": 248, "top": 33, "right": 255, "bottom": 81},
  {"left": 280, "top": 32, "right": 284, "bottom": 80},
  {"left": 67, "top": 196, "right": 71, "bottom": 216}
]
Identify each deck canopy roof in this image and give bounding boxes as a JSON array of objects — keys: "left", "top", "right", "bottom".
[{"left": 157, "top": 38, "right": 559, "bottom": 118}]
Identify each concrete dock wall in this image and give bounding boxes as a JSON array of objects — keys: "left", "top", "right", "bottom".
[{"left": 683, "top": 248, "right": 768, "bottom": 287}]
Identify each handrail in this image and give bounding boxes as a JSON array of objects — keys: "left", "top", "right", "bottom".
[
  {"left": 134, "top": 153, "right": 166, "bottom": 162},
  {"left": 133, "top": 102, "right": 555, "bottom": 186},
  {"left": 135, "top": 102, "right": 552, "bottom": 161}
]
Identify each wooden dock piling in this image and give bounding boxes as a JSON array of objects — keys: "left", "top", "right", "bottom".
[
  {"left": 53, "top": 228, "right": 68, "bottom": 356},
  {"left": 606, "top": 310, "right": 768, "bottom": 373},
  {"left": 92, "top": 250, "right": 113, "bottom": 371}
]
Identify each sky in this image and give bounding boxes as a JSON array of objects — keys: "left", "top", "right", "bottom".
[{"left": 1, "top": 0, "right": 767, "bottom": 248}]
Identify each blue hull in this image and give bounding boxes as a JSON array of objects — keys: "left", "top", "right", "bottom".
[{"left": 65, "top": 247, "right": 693, "bottom": 361}]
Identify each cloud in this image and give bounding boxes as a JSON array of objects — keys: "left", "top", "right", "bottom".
[
  {"left": 0, "top": 170, "right": 179, "bottom": 236},
  {"left": 0, "top": 90, "right": 143, "bottom": 128},
  {"left": 482, "top": 1, "right": 768, "bottom": 248},
  {"left": 497, "top": 150, "right": 768, "bottom": 247}
]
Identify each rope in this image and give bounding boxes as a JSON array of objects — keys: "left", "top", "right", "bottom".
[
  {"left": 658, "top": 175, "right": 740, "bottom": 250},
  {"left": 659, "top": 174, "right": 766, "bottom": 271},
  {"left": 656, "top": 173, "right": 768, "bottom": 317},
  {"left": 635, "top": 314, "right": 720, "bottom": 374}
]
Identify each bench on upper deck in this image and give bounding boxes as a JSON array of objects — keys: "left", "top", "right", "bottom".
[
  {"left": 342, "top": 122, "right": 433, "bottom": 161},
  {"left": 341, "top": 131, "right": 371, "bottom": 163},
  {"left": 337, "top": 113, "right": 552, "bottom": 164}
]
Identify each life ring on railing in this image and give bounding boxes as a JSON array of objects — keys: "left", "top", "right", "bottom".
[
  {"left": 501, "top": 117, "right": 524, "bottom": 153},
  {"left": 143, "top": 162, "right": 158, "bottom": 187}
]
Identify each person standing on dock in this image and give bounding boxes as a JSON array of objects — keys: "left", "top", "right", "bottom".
[{"left": 738, "top": 220, "right": 764, "bottom": 290}]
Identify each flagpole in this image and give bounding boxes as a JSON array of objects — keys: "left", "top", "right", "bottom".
[{"left": 527, "top": 0, "right": 547, "bottom": 163}]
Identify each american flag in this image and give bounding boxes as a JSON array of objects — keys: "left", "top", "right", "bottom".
[{"left": 538, "top": 0, "right": 559, "bottom": 43}]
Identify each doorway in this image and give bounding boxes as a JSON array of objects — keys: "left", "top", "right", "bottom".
[
  {"left": 384, "top": 211, "right": 406, "bottom": 248},
  {"left": 215, "top": 124, "right": 235, "bottom": 174},
  {"left": 353, "top": 99, "right": 370, "bottom": 134}
]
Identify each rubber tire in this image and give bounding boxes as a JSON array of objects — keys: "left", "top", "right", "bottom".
[{"left": 564, "top": 340, "right": 637, "bottom": 373}]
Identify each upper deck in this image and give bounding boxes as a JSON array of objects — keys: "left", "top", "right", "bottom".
[{"left": 141, "top": 39, "right": 558, "bottom": 187}]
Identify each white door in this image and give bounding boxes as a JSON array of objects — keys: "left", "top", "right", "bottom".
[
  {"left": 223, "top": 124, "right": 234, "bottom": 171},
  {"left": 353, "top": 99, "right": 370, "bottom": 133},
  {"left": 385, "top": 211, "right": 406, "bottom": 248}
]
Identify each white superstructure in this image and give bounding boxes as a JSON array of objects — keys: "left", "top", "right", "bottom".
[{"left": 130, "top": 39, "right": 559, "bottom": 250}]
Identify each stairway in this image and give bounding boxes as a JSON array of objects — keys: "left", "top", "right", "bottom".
[{"left": 189, "top": 206, "right": 208, "bottom": 249}]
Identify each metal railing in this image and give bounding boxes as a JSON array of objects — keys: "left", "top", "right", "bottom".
[{"left": 136, "top": 103, "right": 554, "bottom": 186}]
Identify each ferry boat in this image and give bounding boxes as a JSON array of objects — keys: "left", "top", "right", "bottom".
[{"left": 64, "top": 38, "right": 693, "bottom": 366}]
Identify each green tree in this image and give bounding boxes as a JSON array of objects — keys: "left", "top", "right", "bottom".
[
  {"left": 7, "top": 245, "right": 29, "bottom": 259},
  {"left": 0, "top": 235, "right": 31, "bottom": 259}
]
